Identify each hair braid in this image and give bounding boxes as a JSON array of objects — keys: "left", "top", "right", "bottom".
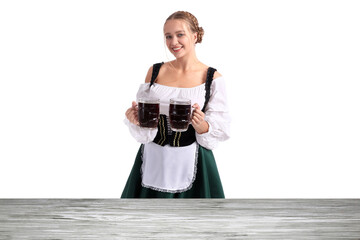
[
  {"left": 183, "top": 11, "right": 204, "bottom": 43},
  {"left": 166, "top": 11, "right": 204, "bottom": 44}
]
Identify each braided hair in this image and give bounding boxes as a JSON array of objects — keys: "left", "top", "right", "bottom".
[{"left": 165, "top": 11, "right": 204, "bottom": 44}]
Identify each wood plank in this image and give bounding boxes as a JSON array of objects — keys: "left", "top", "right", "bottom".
[{"left": 0, "top": 199, "right": 359, "bottom": 239}]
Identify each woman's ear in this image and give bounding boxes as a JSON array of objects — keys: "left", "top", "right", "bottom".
[{"left": 194, "top": 32, "right": 198, "bottom": 44}]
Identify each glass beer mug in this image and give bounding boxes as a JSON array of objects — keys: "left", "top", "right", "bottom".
[
  {"left": 137, "top": 98, "right": 160, "bottom": 128},
  {"left": 169, "top": 98, "right": 191, "bottom": 132}
]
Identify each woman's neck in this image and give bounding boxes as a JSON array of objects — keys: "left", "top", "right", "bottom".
[{"left": 172, "top": 53, "right": 200, "bottom": 72}]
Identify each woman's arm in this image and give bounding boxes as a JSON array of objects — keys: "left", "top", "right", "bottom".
[
  {"left": 123, "top": 66, "right": 158, "bottom": 143},
  {"left": 195, "top": 76, "right": 231, "bottom": 150}
]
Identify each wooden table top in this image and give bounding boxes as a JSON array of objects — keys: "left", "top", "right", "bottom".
[{"left": 1, "top": 199, "right": 359, "bottom": 239}]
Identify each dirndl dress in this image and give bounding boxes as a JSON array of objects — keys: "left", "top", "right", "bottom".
[{"left": 121, "top": 63, "right": 231, "bottom": 198}]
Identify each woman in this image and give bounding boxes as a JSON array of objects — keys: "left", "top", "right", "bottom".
[{"left": 122, "top": 11, "right": 230, "bottom": 198}]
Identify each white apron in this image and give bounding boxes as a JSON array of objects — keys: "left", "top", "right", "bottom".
[{"left": 141, "top": 141, "right": 199, "bottom": 193}]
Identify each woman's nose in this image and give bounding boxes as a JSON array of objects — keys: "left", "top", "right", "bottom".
[{"left": 170, "top": 36, "right": 178, "bottom": 45}]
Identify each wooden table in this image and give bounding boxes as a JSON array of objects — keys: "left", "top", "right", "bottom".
[{"left": 1, "top": 199, "right": 359, "bottom": 239}]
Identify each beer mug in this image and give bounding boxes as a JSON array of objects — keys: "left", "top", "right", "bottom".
[
  {"left": 169, "top": 98, "right": 191, "bottom": 132},
  {"left": 137, "top": 98, "right": 160, "bottom": 128}
]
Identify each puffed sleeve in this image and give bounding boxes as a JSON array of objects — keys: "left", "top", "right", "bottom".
[
  {"left": 195, "top": 77, "right": 231, "bottom": 150},
  {"left": 124, "top": 84, "right": 158, "bottom": 143}
]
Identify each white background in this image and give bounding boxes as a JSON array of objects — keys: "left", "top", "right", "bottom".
[{"left": 1, "top": 0, "right": 359, "bottom": 198}]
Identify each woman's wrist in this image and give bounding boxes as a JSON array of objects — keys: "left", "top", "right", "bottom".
[{"left": 193, "top": 120, "right": 209, "bottom": 134}]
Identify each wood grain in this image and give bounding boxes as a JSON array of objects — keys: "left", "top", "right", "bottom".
[{"left": 0, "top": 199, "right": 359, "bottom": 239}]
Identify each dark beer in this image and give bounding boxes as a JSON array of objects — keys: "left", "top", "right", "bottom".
[
  {"left": 169, "top": 98, "right": 191, "bottom": 132},
  {"left": 138, "top": 99, "right": 160, "bottom": 128}
]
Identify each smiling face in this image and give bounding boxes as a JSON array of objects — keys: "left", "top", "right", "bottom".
[{"left": 164, "top": 19, "right": 197, "bottom": 59}]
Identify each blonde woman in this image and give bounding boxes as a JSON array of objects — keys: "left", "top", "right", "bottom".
[{"left": 122, "top": 11, "right": 230, "bottom": 198}]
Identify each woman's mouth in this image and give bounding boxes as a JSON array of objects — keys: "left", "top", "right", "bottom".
[{"left": 172, "top": 46, "right": 183, "bottom": 52}]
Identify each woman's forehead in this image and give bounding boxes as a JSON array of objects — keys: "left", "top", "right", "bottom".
[{"left": 164, "top": 19, "right": 189, "bottom": 34}]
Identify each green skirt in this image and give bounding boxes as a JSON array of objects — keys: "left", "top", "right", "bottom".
[{"left": 121, "top": 144, "right": 225, "bottom": 198}]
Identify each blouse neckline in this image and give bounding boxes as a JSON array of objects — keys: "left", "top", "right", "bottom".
[{"left": 146, "top": 76, "right": 224, "bottom": 90}]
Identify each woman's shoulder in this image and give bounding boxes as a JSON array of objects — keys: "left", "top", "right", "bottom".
[
  {"left": 144, "top": 62, "right": 167, "bottom": 83},
  {"left": 198, "top": 62, "right": 222, "bottom": 79},
  {"left": 144, "top": 62, "right": 174, "bottom": 83},
  {"left": 213, "top": 70, "right": 222, "bottom": 79}
]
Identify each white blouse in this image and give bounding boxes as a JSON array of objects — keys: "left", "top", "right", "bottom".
[{"left": 124, "top": 76, "right": 231, "bottom": 150}]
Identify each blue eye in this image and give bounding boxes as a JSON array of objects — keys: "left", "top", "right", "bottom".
[
  {"left": 166, "top": 35, "right": 172, "bottom": 39},
  {"left": 177, "top": 33, "right": 184, "bottom": 37}
]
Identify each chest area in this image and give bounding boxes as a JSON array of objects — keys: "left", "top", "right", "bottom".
[{"left": 156, "top": 70, "right": 206, "bottom": 88}]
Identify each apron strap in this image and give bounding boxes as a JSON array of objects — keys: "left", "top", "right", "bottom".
[
  {"left": 202, "top": 67, "right": 217, "bottom": 112},
  {"left": 149, "top": 62, "right": 164, "bottom": 88}
]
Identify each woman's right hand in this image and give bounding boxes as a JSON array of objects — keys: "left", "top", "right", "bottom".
[{"left": 125, "top": 101, "right": 139, "bottom": 125}]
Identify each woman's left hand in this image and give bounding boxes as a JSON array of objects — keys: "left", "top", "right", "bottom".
[{"left": 191, "top": 103, "right": 209, "bottom": 134}]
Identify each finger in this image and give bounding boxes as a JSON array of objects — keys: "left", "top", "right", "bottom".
[
  {"left": 132, "top": 101, "right": 137, "bottom": 108},
  {"left": 192, "top": 111, "right": 204, "bottom": 120},
  {"left": 192, "top": 115, "right": 201, "bottom": 124},
  {"left": 193, "top": 107, "right": 204, "bottom": 115},
  {"left": 196, "top": 110, "right": 205, "bottom": 117},
  {"left": 126, "top": 107, "right": 135, "bottom": 116},
  {"left": 126, "top": 110, "right": 138, "bottom": 123},
  {"left": 132, "top": 101, "right": 138, "bottom": 111},
  {"left": 125, "top": 108, "right": 133, "bottom": 118},
  {"left": 133, "top": 114, "right": 139, "bottom": 125},
  {"left": 130, "top": 115, "right": 139, "bottom": 125},
  {"left": 192, "top": 103, "right": 200, "bottom": 110},
  {"left": 191, "top": 118, "right": 197, "bottom": 125},
  {"left": 191, "top": 113, "right": 197, "bottom": 119}
]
